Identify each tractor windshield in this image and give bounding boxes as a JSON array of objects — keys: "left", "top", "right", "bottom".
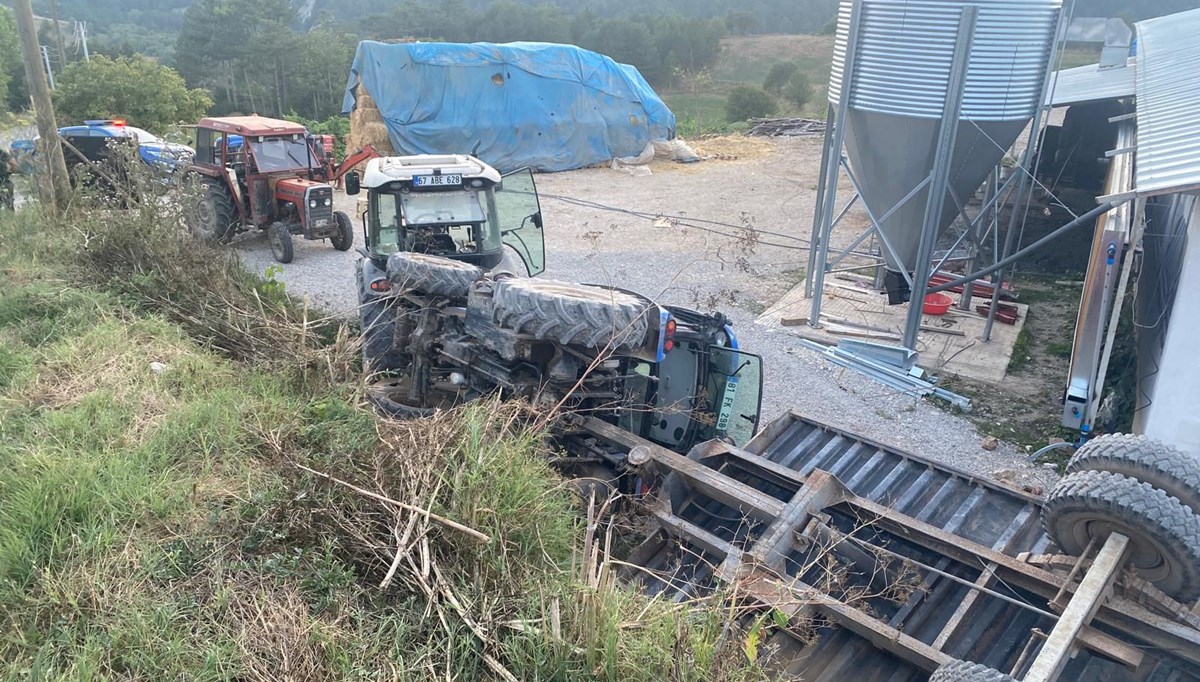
[
  {"left": 250, "top": 136, "right": 312, "bottom": 173},
  {"left": 369, "top": 187, "right": 501, "bottom": 257}
]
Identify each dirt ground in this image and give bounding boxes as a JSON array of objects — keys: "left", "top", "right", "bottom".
[{"left": 238, "top": 136, "right": 1056, "bottom": 490}]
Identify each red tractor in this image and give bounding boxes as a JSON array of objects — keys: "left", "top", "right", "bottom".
[{"left": 184, "top": 115, "right": 377, "bottom": 263}]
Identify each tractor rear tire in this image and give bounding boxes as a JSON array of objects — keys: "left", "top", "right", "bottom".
[
  {"left": 1042, "top": 470, "right": 1200, "bottom": 603},
  {"left": 492, "top": 279, "right": 649, "bottom": 350},
  {"left": 387, "top": 252, "right": 482, "bottom": 298},
  {"left": 331, "top": 211, "right": 354, "bottom": 251},
  {"left": 269, "top": 222, "right": 294, "bottom": 264},
  {"left": 189, "top": 178, "right": 237, "bottom": 243},
  {"left": 1066, "top": 433, "right": 1200, "bottom": 516},
  {"left": 928, "top": 660, "right": 1015, "bottom": 682}
]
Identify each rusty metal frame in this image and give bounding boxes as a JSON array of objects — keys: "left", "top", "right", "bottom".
[{"left": 582, "top": 415, "right": 1200, "bottom": 678}]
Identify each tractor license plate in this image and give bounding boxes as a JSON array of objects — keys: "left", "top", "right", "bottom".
[
  {"left": 413, "top": 174, "right": 462, "bottom": 187},
  {"left": 314, "top": 218, "right": 329, "bottom": 227}
]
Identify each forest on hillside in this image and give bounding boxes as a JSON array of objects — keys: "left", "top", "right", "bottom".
[
  {"left": 14, "top": 0, "right": 1200, "bottom": 68},
  {"left": 2, "top": 0, "right": 1198, "bottom": 126}
]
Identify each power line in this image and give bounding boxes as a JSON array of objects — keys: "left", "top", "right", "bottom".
[{"left": 540, "top": 192, "right": 814, "bottom": 252}]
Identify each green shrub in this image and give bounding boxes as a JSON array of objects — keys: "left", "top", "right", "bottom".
[
  {"left": 783, "top": 72, "right": 815, "bottom": 108},
  {"left": 762, "top": 61, "right": 799, "bottom": 95},
  {"left": 725, "top": 86, "right": 778, "bottom": 123}
]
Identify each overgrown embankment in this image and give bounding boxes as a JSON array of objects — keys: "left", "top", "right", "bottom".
[{"left": 0, "top": 194, "right": 763, "bottom": 680}]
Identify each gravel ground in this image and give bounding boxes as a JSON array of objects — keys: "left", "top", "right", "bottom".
[{"left": 239, "top": 137, "right": 1054, "bottom": 490}]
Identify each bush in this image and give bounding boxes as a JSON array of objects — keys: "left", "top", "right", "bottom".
[
  {"left": 725, "top": 86, "right": 778, "bottom": 123},
  {"left": 52, "top": 55, "right": 212, "bottom": 134},
  {"left": 783, "top": 72, "right": 815, "bottom": 108},
  {"left": 763, "top": 62, "right": 799, "bottom": 95}
]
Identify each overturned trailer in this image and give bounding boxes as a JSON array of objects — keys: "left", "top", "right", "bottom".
[{"left": 560, "top": 413, "right": 1200, "bottom": 681}]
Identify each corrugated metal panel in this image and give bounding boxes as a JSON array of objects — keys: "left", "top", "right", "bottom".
[
  {"left": 830, "top": 0, "right": 1061, "bottom": 121},
  {"left": 630, "top": 412, "right": 1199, "bottom": 681},
  {"left": 1133, "top": 8, "right": 1200, "bottom": 196},
  {"left": 1046, "top": 61, "right": 1135, "bottom": 106}
]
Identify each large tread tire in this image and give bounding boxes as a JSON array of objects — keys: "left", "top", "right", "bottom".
[
  {"left": 189, "top": 178, "right": 237, "bottom": 243},
  {"left": 492, "top": 279, "right": 649, "bottom": 349},
  {"left": 387, "top": 252, "right": 482, "bottom": 298},
  {"left": 1066, "top": 433, "right": 1200, "bottom": 516},
  {"left": 331, "top": 210, "right": 354, "bottom": 251},
  {"left": 928, "top": 660, "right": 1015, "bottom": 682},
  {"left": 1043, "top": 470, "right": 1200, "bottom": 603}
]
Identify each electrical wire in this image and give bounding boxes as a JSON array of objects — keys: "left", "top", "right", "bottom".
[{"left": 541, "top": 192, "right": 814, "bottom": 252}]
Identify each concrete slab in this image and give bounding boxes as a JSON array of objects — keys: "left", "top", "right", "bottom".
[{"left": 757, "top": 276, "right": 1028, "bottom": 383}]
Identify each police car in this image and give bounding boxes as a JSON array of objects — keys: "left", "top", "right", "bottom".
[{"left": 55, "top": 119, "right": 195, "bottom": 180}]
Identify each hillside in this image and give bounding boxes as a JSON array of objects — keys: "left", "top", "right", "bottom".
[{"left": 665, "top": 34, "right": 835, "bottom": 135}]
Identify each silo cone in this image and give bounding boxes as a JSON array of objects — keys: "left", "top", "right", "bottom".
[{"left": 829, "top": 0, "right": 1061, "bottom": 302}]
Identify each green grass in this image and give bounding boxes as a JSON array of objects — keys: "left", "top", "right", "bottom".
[
  {"left": 666, "top": 92, "right": 737, "bottom": 136},
  {"left": 0, "top": 190, "right": 767, "bottom": 679}
]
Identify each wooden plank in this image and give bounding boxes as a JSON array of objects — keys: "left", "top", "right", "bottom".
[{"left": 1024, "top": 533, "right": 1130, "bottom": 682}]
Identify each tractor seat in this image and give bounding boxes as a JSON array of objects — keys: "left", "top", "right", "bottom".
[{"left": 411, "top": 232, "right": 456, "bottom": 255}]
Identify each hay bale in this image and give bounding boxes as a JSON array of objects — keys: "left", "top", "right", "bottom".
[
  {"left": 348, "top": 83, "right": 393, "bottom": 163},
  {"left": 350, "top": 85, "right": 383, "bottom": 126}
]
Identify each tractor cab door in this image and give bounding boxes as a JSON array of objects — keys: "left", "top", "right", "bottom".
[
  {"left": 706, "top": 347, "right": 764, "bottom": 447},
  {"left": 494, "top": 168, "right": 545, "bottom": 276}
]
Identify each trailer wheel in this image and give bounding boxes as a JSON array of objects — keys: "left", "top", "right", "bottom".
[
  {"left": 492, "top": 279, "right": 649, "bottom": 349},
  {"left": 1066, "top": 433, "right": 1200, "bottom": 516},
  {"left": 330, "top": 211, "right": 354, "bottom": 251},
  {"left": 928, "top": 660, "right": 1015, "bottom": 682},
  {"left": 387, "top": 252, "right": 482, "bottom": 298},
  {"left": 188, "top": 178, "right": 237, "bottom": 243},
  {"left": 269, "top": 222, "right": 294, "bottom": 264},
  {"left": 1043, "top": 470, "right": 1200, "bottom": 603}
]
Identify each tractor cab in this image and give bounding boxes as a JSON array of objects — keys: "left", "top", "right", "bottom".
[{"left": 348, "top": 154, "right": 545, "bottom": 276}]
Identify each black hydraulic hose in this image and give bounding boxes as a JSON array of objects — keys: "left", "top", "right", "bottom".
[{"left": 927, "top": 200, "right": 1122, "bottom": 295}]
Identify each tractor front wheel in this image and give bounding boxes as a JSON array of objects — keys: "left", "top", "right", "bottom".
[
  {"left": 269, "top": 222, "right": 295, "bottom": 264},
  {"left": 330, "top": 211, "right": 354, "bottom": 251}
]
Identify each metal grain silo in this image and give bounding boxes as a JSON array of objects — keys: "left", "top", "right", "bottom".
[{"left": 828, "top": 0, "right": 1062, "bottom": 276}]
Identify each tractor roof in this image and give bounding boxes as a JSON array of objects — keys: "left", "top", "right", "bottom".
[
  {"left": 362, "top": 154, "right": 501, "bottom": 188},
  {"left": 198, "top": 115, "right": 307, "bottom": 137}
]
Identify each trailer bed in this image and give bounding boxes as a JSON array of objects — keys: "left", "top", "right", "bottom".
[{"left": 588, "top": 412, "right": 1200, "bottom": 681}]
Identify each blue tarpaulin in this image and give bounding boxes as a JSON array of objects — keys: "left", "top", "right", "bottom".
[{"left": 342, "top": 41, "right": 676, "bottom": 173}]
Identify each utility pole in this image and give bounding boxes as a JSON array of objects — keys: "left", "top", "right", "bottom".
[
  {"left": 13, "top": 0, "right": 71, "bottom": 212},
  {"left": 49, "top": 0, "right": 66, "bottom": 72},
  {"left": 78, "top": 21, "right": 89, "bottom": 61}
]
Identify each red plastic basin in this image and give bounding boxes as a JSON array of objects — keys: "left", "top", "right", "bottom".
[{"left": 923, "top": 293, "right": 954, "bottom": 316}]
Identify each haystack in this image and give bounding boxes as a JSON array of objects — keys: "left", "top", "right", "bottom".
[{"left": 347, "top": 84, "right": 395, "bottom": 165}]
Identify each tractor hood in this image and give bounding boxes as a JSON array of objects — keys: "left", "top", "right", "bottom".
[{"left": 273, "top": 177, "right": 331, "bottom": 199}]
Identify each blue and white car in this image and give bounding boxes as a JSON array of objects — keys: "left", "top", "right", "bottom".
[{"left": 55, "top": 119, "right": 195, "bottom": 181}]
